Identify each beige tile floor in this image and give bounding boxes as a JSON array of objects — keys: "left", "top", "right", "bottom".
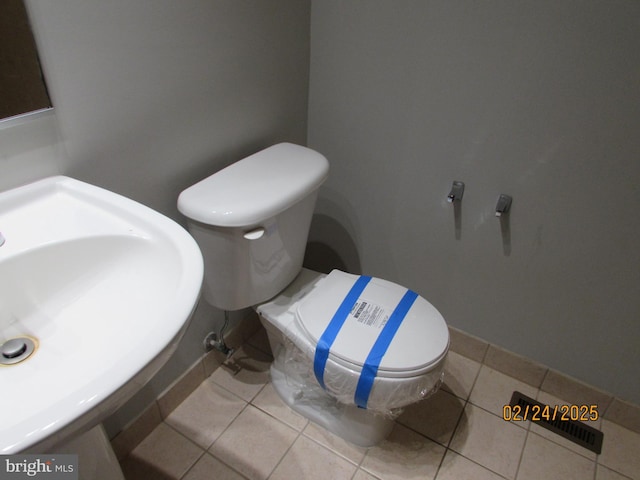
[{"left": 120, "top": 329, "right": 640, "bottom": 480}]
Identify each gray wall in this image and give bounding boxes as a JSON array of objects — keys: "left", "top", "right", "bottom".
[
  {"left": 1, "top": 0, "right": 310, "bottom": 434},
  {"left": 307, "top": 1, "right": 640, "bottom": 403}
]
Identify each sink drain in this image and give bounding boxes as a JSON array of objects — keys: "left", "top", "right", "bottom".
[{"left": 0, "top": 336, "right": 37, "bottom": 365}]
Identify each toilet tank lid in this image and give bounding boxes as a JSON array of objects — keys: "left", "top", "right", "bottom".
[{"left": 177, "top": 143, "right": 329, "bottom": 227}]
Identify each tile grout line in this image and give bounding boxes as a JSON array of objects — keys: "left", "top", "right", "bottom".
[
  {"left": 300, "top": 426, "right": 369, "bottom": 470},
  {"left": 431, "top": 446, "right": 448, "bottom": 479},
  {"left": 155, "top": 421, "right": 208, "bottom": 480},
  {"left": 512, "top": 418, "right": 532, "bottom": 480},
  {"left": 166, "top": 374, "right": 256, "bottom": 480},
  {"left": 193, "top": 399, "right": 255, "bottom": 480},
  {"left": 177, "top": 448, "right": 207, "bottom": 480},
  {"left": 434, "top": 448, "right": 513, "bottom": 480},
  {"left": 432, "top": 357, "right": 477, "bottom": 479},
  {"left": 248, "top": 384, "right": 311, "bottom": 434},
  {"left": 430, "top": 348, "right": 483, "bottom": 477},
  {"left": 537, "top": 368, "right": 551, "bottom": 399},
  {"left": 591, "top": 455, "right": 598, "bottom": 480},
  {"left": 437, "top": 399, "right": 511, "bottom": 479},
  {"left": 446, "top": 353, "right": 526, "bottom": 480},
  {"left": 264, "top": 426, "right": 305, "bottom": 480}
]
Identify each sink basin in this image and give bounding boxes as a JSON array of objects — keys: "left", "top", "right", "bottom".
[{"left": 0, "top": 176, "right": 203, "bottom": 454}]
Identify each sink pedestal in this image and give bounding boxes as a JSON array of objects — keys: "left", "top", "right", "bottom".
[{"left": 50, "top": 424, "right": 124, "bottom": 480}]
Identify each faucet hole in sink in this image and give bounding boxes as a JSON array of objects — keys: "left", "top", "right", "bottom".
[{"left": 0, "top": 336, "right": 38, "bottom": 366}]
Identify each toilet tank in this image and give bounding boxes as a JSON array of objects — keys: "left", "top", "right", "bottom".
[{"left": 178, "top": 143, "right": 329, "bottom": 310}]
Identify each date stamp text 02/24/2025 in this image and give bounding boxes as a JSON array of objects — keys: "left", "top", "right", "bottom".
[{"left": 502, "top": 403, "right": 598, "bottom": 422}]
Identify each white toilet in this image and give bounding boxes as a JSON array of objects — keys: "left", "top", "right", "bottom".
[{"left": 178, "top": 143, "right": 449, "bottom": 446}]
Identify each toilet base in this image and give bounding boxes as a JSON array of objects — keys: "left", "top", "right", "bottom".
[{"left": 269, "top": 363, "right": 395, "bottom": 447}]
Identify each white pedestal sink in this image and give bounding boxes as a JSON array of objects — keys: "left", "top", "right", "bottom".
[{"left": 0, "top": 176, "right": 203, "bottom": 478}]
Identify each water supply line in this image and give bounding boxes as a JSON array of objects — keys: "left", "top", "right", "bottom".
[{"left": 204, "top": 310, "right": 235, "bottom": 358}]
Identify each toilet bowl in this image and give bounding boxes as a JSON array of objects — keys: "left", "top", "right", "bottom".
[
  {"left": 178, "top": 143, "right": 449, "bottom": 446},
  {"left": 256, "top": 267, "right": 448, "bottom": 445}
]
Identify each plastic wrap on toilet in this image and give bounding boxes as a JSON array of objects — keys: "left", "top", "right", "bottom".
[{"left": 277, "top": 333, "right": 445, "bottom": 418}]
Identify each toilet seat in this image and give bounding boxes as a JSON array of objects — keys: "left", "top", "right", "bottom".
[{"left": 295, "top": 270, "right": 449, "bottom": 379}]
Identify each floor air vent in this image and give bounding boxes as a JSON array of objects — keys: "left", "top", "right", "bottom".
[{"left": 509, "top": 391, "right": 603, "bottom": 454}]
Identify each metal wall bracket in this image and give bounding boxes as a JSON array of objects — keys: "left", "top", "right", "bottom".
[{"left": 447, "top": 181, "right": 465, "bottom": 203}]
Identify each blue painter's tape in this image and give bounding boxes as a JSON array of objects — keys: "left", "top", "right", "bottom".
[
  {"left": 354, "top": 289, "right": 419, "bottom": 408},
  {"left": 313, "top": 275, "right": 372, "bottom": 390}
]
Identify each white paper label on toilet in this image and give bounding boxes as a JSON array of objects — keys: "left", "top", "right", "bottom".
[
  {"left": 243, "top": 227, "right": 265, "bottom": 240},
  {"left": 350, "top": 299, "right": 388, "bottom": 329}
]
